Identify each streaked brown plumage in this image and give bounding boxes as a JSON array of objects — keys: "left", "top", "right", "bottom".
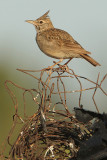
[{"left": 26, "top": 11, "right": 100, "bottom": 66}]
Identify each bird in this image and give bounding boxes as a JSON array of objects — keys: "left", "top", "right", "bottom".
[{"left": 26, "top": 10, "right": 100, "bottom": 67}]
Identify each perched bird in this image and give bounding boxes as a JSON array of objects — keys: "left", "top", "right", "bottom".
[{"left": 26, "top": 11, "right": 100, "bottom": 66}]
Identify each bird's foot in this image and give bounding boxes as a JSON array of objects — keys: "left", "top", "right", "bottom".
[
  {"left": 53, "top": 61, "right": 69, "bottom": 73},
  {"left": 43, "top": 59, "right": 64, "bottom": 73}
]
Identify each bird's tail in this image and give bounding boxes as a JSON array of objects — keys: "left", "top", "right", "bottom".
[{"left": 80, "top": 54, "right": 101, "bottom": 66}]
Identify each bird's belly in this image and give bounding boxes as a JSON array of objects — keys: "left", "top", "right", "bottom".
[{"left": 36, "top": 38, "right": 81, "bottom": 59}]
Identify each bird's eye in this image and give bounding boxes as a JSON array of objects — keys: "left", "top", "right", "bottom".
[{"left": 40, "top": 20, "right": 43, "bottom": 24}]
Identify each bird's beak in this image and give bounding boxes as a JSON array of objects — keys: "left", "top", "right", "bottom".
[{"left": 26, "top": 20, "right": 36, "bottom": 25}]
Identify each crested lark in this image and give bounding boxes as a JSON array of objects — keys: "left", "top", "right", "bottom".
[{"left": 26, "top": 11, "right": 100, "bottom": 66}]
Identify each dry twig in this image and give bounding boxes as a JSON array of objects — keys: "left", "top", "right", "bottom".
[{"left": 1, "top": 63, "right": 106, "bottom": 160}]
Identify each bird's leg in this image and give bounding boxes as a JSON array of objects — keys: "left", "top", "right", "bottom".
[
  {"left": 52, "top": 59, "right": 63, "bottom": 67},
  {"left": 53, "top": 58, "right": 73, "bottom": 73},
  {"left": 60, "top": 58, "right": 73, "bottom": 73},
  {"left": 64, "top": 58, "right": 73, "bottom": 65},
  {"left": 54, "top": 58, "right": 73, "bottom": 68},
  {"left": 46, "top": 59, "right": 63, "bottom": 71}
]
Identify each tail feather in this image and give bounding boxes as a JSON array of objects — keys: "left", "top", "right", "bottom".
[{"left": 80, "top": 54, "right": 101, "bottom": 66}]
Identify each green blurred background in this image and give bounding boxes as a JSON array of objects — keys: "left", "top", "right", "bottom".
[{"left": 0, "top": 0, "right": 107, "bottom": 155}]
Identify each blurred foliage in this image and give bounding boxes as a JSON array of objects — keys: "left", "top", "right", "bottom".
[{"left": 0, "top": 67, "right": 38, "bottom": 156}]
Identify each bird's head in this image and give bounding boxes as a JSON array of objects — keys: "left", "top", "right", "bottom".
[{"left": 26, "top": 10, "right": 54, "bottom": 33}]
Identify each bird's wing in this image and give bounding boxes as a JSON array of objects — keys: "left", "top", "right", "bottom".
[
  {"left": 49, "top": 28, "right": 91, "bottom": 55},
  {"left": 59, "top": 39, "right": 91, "bottom": 55}
]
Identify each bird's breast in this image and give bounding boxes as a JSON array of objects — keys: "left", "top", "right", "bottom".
[
  {"left": 36, "top": 34, "right": 81, "bottom": 59},
  {"left": 36, "top": 34, "right": 63, "bottom": 58}
]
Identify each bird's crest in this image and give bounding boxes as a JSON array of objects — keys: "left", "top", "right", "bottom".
[{"left": 37, "top": 10, "right": 50, "bottom": 20}]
